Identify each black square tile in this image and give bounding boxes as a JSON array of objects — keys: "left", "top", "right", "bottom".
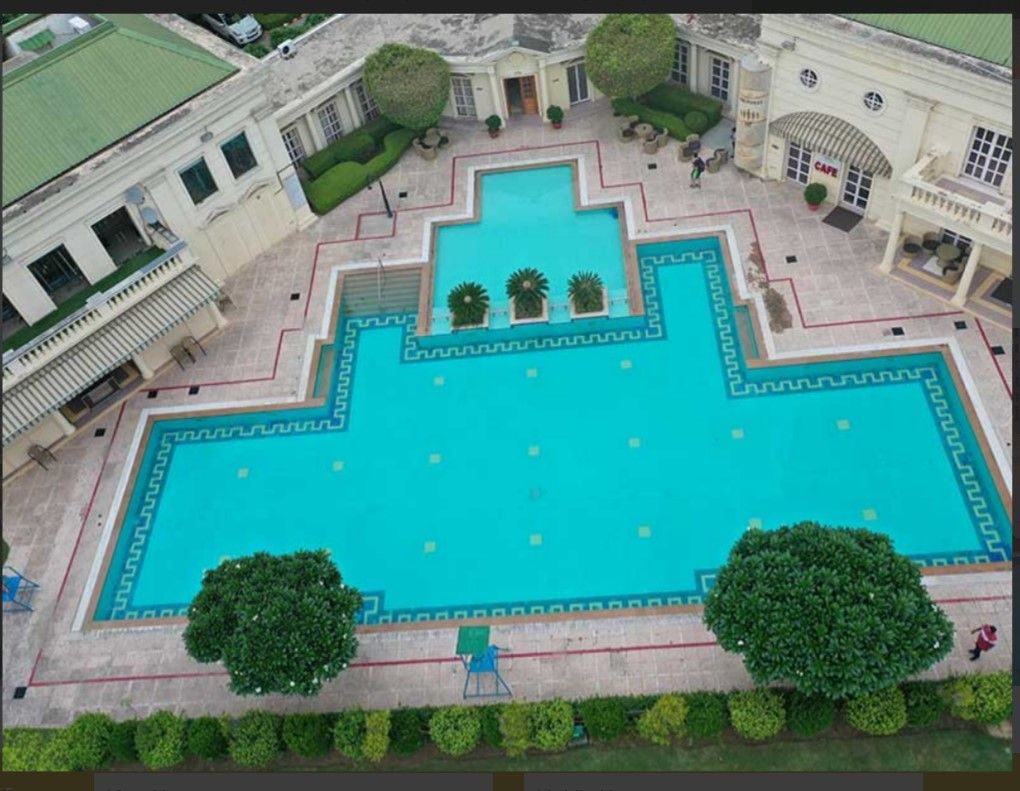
[
  {"left": 891, "top": 327, "right": 905, "bottom": 336},
  {"left": 785, "top": 255, "right": 797, "bottom": 263},
  {"left": 290, "top": 292, "right": 300, "bottom": 301},
  {"left": 647, "top": 163, "right": 657, "bottom": 170},
  {"left": 147, "top": 390, "right": 158, "bottom": 399},
  {"left": 13, "top": 686, "right": 26, "bottom": 699},
  {"left": 398, "top": 191, "right": 408, "bottom": 198},
  {"left": 188, "top": 386, "right": 200, "bottom": 395},
  {"left": 991, "top": 345, "right": 1005, "bottom": 356},
  {"left": 94, "top": 428, "right": 106, "bottom": 438},
  {"left": 954, "top": 320, "right": 967, "bottom": 330}
]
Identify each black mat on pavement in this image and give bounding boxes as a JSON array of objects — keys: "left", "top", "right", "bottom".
[{"left": 821, "top": 206, "right": 863, "bottom": 232}]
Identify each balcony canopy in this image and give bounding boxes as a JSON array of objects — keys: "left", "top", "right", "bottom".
[{"left": 770, "top": 112, "right": 893, "bottom": 178}]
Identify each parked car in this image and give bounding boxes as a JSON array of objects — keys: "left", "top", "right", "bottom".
[{"left": 194, "top": 13, "right": 262, "bottom": 46}]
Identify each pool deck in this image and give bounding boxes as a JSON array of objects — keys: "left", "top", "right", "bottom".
[{"left": 2, "top": 100, "right": 1011, "bottom": 727}]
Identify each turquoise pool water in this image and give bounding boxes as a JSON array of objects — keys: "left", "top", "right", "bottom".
[
  {"left": 430, "top": 165, "right": 629, "bottom": 332},
  {"left": 94, "top": 179, "right": 1011, "bottom": 625}
]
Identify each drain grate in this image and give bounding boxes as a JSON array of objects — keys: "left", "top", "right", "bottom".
[
  {"left": 94, "top": 428, "right": 106, "bottom": 438},
  {"left": 991, "top": 345, "right": 1005, "bottom": 355},
  {"left": 785, "top": 255, "right": 797, "bottom": 263},
  {"left": 147, "top": 390, "right": 158, "bottom": 399},
  {"left": 290, "top": 292, "right": 300, "bottom": 301},
  {"left": 188, "top": 386, "right": 200, "bottom": 395},
  {"left": 891, "top": 327, "right": 905, "bottom": 336},
  {"left": 13, "top": 686, "right": 26, "bottom": 699},
  {"left": 954, "top": 320, "right": 967, "bottom": 330},
  {"left": 647, "top": 163, "right": 657, "bottom": 170}
]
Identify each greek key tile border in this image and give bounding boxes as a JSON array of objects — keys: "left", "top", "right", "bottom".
[{"left": 99, "top": 243, "right": 1012, "bottom": 623}]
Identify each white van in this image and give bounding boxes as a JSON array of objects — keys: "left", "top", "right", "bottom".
[{"left": 201, "top": 13, "right": 262, "bottom": 46}]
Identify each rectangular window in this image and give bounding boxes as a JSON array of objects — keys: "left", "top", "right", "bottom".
[
  {"left": 962, "top": 126, "right": 1012, "bottom": 187},
  {"left": 317, "top": 100, "right": 345, "bottom": 144},
  {"left": 281, "top": 126, "right": 306, "bottom": 164},
  {"left": 27, "top": 245, "right": 87, "bottom": 303},
  {"left": 352, "top": 79, "right": 380, "bottom": 123},
  {"left": 672, "top": 39, "right": 689, "bottom": 85},
  {"left": 451, "top": 75, "right": 476, "bottom": 118},
  {"left": 220, "top": 132, "right": 258, "bottom": 179},
  {"left": 841, "top": 165, "right": 873, "bottom": 212},
  {"left": 940, "top": 228, "right": 973, "bottom": 255},
  {"left": 710, "top": 55, "right": 730, "bottom": 103},
  {"left": 179, "top": 158, "right": 218, "bottom": 205},
  {"left": 567, "top": 61, "right": 589, "bottom": 105},
  {"left": 786, "top": 141, "right": 811, "bottom": 185}
]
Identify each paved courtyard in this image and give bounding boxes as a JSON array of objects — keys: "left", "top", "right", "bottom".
[{"left": 2, "top": 100, "right": 1011, "bottom": 727}]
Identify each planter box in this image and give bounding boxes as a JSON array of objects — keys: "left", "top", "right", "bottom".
[
  {"left": 452, "top": 309, "right": 489, "bottom": 332},
  {"left": 568, "top": 288, "right": 610, "bottom": 320},
  {"left": 510, "top": 298, "right": 549, "bottom": 326}
]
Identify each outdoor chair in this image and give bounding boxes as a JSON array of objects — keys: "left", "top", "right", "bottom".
[
  {"left": 655, "top": 131, "right": 669, "bottom": 149},
  {"left": 3, "top": 566, "right": 40, "bottom": 613},
  {"left": 922, "top": 231, "right": 940, "bottom": 251},
  {"left": 413, "top": 138, "right": 438, "bottom": 161},
  {"left": 642, "top": 137, "right": 659, "bottom": 155},
  {"left": 678, "top": 142, "right": 695, "bottom": 162},
  {"left": 901, "top": 235, "right": 923, "bottom": 257},
  {"left": 617, "top": 126, "right": 636, "bottom": 143}
]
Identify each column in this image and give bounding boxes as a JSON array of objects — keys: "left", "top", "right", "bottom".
[
  {"left": 208, "top": 301, "right": 228, "bottom": 330},
  {"left": 878, "top": 209, "right": 905, "bottom": 273},
  {"left": 343, "top": 87, "right": 361, "bottom": 129},
  {"left": 487, "top": 68, "right": 504, "bottom": 122},
  {"left": 52, "top": 409, "right": 76, "bottom": 437},
  {"left": 537, "top": 61, "right": 550, "bottom": 121},
  {"left": 305, "top": 109, "right": 327, "bottom": 151},
  {"left": 951, "top": 242, "right": 983, "bottom": 306},
  {"left": 131, "top": 352, "right": 154, "bottom": 380},
  {"left": 688, "top": 43, "right": 699, "bottom": 93},
  {"left": 891, "top": 94, "right": 934, "bottom": 178}
]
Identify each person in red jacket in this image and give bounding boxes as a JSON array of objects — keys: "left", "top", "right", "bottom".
[{"left": 968, "top": 624, "right": 997, "bottom": 660}]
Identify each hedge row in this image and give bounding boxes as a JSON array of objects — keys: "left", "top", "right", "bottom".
[
  {"left": 267, "top": 14, "right": 331, "bottom": 49},
  {"left": 642, "top": 83, "right": 723, "bottom": 129},
  {"left": 612, "top": 97, "right": 690, "bottom": 141},
  {"left": 302, "top": 116, "right": 403, "bottom": 180},
  {"left": 3, "top": 672, "right": 1010, "bottom": 771}
]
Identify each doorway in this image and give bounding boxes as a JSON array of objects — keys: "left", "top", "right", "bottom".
[
  {"left": 840, "top": 165, "right": 873, "bottom": 214},
  {"left": 503, "top": 75, "right": 538, "bottom": 115},
  {"left": 91, "top": 207, "right": 148, "bottom": 266}
]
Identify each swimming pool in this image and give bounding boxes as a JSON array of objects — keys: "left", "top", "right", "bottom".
[{"left": 90, "top": 176, "right": 1011, "bottom": 626}]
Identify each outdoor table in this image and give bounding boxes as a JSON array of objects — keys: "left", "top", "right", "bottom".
[
  {"left": 634, "top": 122, "right": 653, "bottom": 139},
  {"left": 935, "top": 243, "right": 962, "bottom": 268},
  {"left": 423, "top": 131, "right": 442, "bottom": 148}
]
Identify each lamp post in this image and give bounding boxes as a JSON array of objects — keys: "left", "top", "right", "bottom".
[{"left": 378, "top": 179, "right": 393, "bottom": 219}]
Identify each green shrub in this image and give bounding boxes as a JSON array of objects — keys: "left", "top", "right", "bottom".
[
  {"left": 530, "top": 700, "right": 574, "bottom": 753},
  {"left": 270, "top": 25, "right": 304, "bottom": 48},
  {"left": 363, "top": 710, "right": 390, "bottom": 763},
  {"left": 568, "top": 271, "right": 605, "bottom": 314},
  {"left": 577, "top": 697, "right": 629, "bottom": 742},
  {"left": 636, "top": 693, "right": 688, "bottom": 746},
  {"left": 499, "top": 702, "right": 532, "bottom": 758},
  {"left": 229, "top": 711, "right": 281, "bottom": 768},
  {"left": 448, "top": 282, "right": 489, "bottom": 327},
  {"left": 546, "top": 105, "right": 564, "bottom": 123},
  {"left": 2, "top": 728, "right": 57, "bottom": 772},
  {"left": 364, "top": 43, "right": 451, "bottom": 129},
  {"left": 109, "top": 720, "right": 139, "bottom": 763},
  {"left": 506, "top": 267, "right": 549, "bottom": 318},
  {"left": 305, "top": 13, "right": 330, "bottom": 27},
  {"left": 585, "top": 14, "right": 676, "bottom": 98},
  {"left": 135, "top": 711, "right": 186, "bottom": 770},
  {"left": 486, "top": 114, "right": 502, "bottom": 132},
  {"left": 254, "top": 13, "right": 299, "bottom": 30},
  {"left": 389, "top": 708, "right": 426, "bottom": 755},
  {"left": 684, "top": 111, "right": 709, "bottom": 135},
  {"left": 65, "top": 712, "right": 114, "bottom": 770},
  {"left": 243, "top": 42, "right": 270, "bottom": 58},
  {"left": 644, "top": 83, "right": 723, "bottom": 127},
  {"left": 611, "top": 97, "right": 690, "bottom": 140},
  {"left": 361, "top": 115, "right": 402, "bottom": 144},
  {"left": 429, "top": 706, "right": 481, "bottom": 757},
  {"left": 479, "top": 705, "right": 504, "bottom": 748},
  {"left": 187, "top": 716, "right": 227, "bottom": 760},
  {"left": 305, "top": 128, "right": 417, "bottom": 214},
  {"left": 334, "top": 709, "right": 367, "bottom": 761},
  {"left": 684, "top": 692, "right": 728, "bottom": 740},
  {"left": 902, "top": 682, "right": 946, "bottom": 728},
  {"left": 728, "top": 689, "right": 786, "bottom": 741},
  {"left": 303, "top": 132, "right": 379, "bottom": 179},
  {"left": 804, "top": 183, "right": 827, "bottom": 205},
  {"left": 37, "top": 729, "right": 74, "bottom": 771},
  {"left": 845, "top": 687, "right": 907, "bottom": 736},
  {"left": 282, "top": 713, "right": 333, "bottom": 758},
  {"left": 786, "top": 691, "right": 835, "bottom": 737},
  {"left": 945, "top": 672, "right": 1013, "bottom": 724}
]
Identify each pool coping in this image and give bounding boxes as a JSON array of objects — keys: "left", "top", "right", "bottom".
[{"left": 72, "top": 156, "right": 1013, "bottom": 634}]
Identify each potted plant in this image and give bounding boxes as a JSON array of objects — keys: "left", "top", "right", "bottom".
[
  {"left": 506, "top": 267, "right": 549, "bottom": 324},
  {"left": 447, "top": 282, "right": 490, "bottom": 329},
  {"left": 804, "top": 183, "right": 827, "bottom": 212},
  {"left": 568, "top": 271, "right": 608, "bottom": 318},
  {"left": 546, "top": 105, "right": 564, "bottom": 129},
  {"left": 485, "top": 114, "right": 503, "bottom": 138}
]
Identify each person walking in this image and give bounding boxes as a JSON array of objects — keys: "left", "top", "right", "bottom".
[
  {"left": 690, "top": 155, "right": 706, "bottom": 188},
  {"left": 968, "top": 624, "right": 997, "bottom": 660}
]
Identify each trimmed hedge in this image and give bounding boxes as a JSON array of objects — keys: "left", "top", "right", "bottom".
[
  {"left": 135, "top": 711, "right": 186, "bottom": 770},
  {"left": 270, "top": 25, "right": 305, "bottom": 48},
  {"left": 728, "top": 689, "right": 786, "bottom": 741},
  {"left": 945, "top": 672, "right": 1012, "bottom": 724},
  {"left": 479, "top": 705, "right": 504, "bottom": 748},
  {"left": 305, "top": 128, "right": 417, "bottom": 214},
  {"left": 636, "top": 694, "right": 688, "bottom": 746},
  {"left": 109, "top": 720, "right": 139, "bottom": 763},
  {"left": 229, "top": 711, "right": 281, "bottom": 768},
  {"left": 786, "top": 692, "right": 836, "bottom": 737},
  {"left": 430, "top": 706, "right": 481, "bottom": 757},
  {"left": 611, "top": 97, "right": 690, "bottom": 141},
  {"left": 303, "top": 132, "right": 378, "bottom": 180},
  {"left": 282, "top": 713, "right": 333, "bottom": 758},
  {"left": 188, "top": 716, "right": 228, "bottom": 760},
  {"left": 685, "top": 692, "right": 728, "bottom": 740},
  {"left": 845, "top": 687, "right": 907, "bottom": 736},
  {"left": 2, "top": 728, "right": 58, "bottom": 772},
  {"left": 363, "top": 710, "right": 390, "bottom": 763},
  {"left": 903, "top": 681, "right": 946, "bottom": 728},
  {"left": 65, "top": 712, "right": 114, "bottom": 770},
  {"left": 576, "top": 697, "right": 629, "bottom": 742},
  {"left": 389, "top": 708, "right": 426, "bottom": 755},
  {"left": 643, "top": 83, "right": 723, "bottom": 128},
  {"left": 334, "top": 709, "right": 367, "bottom": 761}
]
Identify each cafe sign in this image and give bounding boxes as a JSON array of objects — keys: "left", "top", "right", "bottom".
[{"left": 812, "top": 153, "right": 840, "bottom": 178}]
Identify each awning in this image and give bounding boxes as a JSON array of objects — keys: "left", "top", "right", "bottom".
[
  {"left": 2, "top": 265, "right": 219, "bottom": 445},
  {"left": 770, "top": 112, "right": 893, "bottom": 178}
]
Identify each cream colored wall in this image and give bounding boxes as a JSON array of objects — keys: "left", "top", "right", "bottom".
[
  {"left": 135, "top": 306, "right": 218, "bottom": 374},
  {"left": 2, "top": 417, "right": 63, "bottom": 479},
  {"left": 920, "top": 105, "right": 1012, "bottom": 183},
  {"left": 442, "top": 72, "right": 495, "bottom": 122}
]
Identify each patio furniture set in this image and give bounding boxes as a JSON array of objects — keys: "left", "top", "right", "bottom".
[
  {"left": 413, "top": 126, "right": 452, "bottom": 160},
  {"left": 901, "top": 232, "right": 966, "bottom": 283},
  {"left": 616, "top": 115, "right": 729, "bottom": 169}
]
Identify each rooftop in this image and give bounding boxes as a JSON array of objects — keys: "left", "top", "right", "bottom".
[
  {"left": 2, "top": 13, "right": 238, "bottom": 207},
  {"left": 840, "top": 14, "right": 1011, "bottom": 68}
]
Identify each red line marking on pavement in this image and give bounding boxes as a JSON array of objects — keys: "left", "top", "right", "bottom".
[
  {"left": 975, "top": 318, "right": 1012, "bottom": 399},
  {"left": 931, "top": 595, "right": 1011, "bottom": 605}
]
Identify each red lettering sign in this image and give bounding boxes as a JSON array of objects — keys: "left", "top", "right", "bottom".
[{"left": 813, "top": 161, "right": 839, "bottom": 177}]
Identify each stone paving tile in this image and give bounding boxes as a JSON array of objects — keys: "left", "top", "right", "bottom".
[{"left": 2, "top": 99, "right": 1011, "bottom": 727}]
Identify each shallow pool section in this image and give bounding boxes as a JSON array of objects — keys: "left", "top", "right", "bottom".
[
  {"left": 430, "top": 165, "right": 629, "bottom": 333},
  {"left": 94, "top": 237, "right": 1011, "bottom": 625}
]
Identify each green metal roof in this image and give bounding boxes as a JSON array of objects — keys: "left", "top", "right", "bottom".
[
  {"left": 2, "top": 14, "right": 237, "bottom": 207},
  {"left": 841, "top": 14, "right": 1012, "bottom": 68}
]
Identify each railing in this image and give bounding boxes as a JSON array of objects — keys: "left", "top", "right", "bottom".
[
  {"left": 899, "top": 149, "right": 1012, "bottom": 247},
  {"left": 2, "top": 240, "right": 189, "bottom": 382}
]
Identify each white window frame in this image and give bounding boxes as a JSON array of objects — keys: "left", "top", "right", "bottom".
[
  {"left": 566, "top": 60, "right": 589, "bottom": 105},
  {"left": 962, "top": 125, "right": 1012, "bottom": 188},
  {"left": 352, "top": 79, "right": 380, "bottom": 123},
  {"left": 799, "top": 68, "right": 818, "bottom": 91},
  {"left": 940, "top": 228, "right": 973, "bottom": 255},
  {"left": 786, "top": 141, "right": 811, "bottom": 185},
  {"left": 451, "top": 75, "right": 476, "bottom": 118},
  {"left": 281, "top": 126, "right": 306, "bottom": 165},
  {"left": 671, "top": 39, "right": 689, "bottom": 85},
  {"left": 841, "top": 165, "right": 873, "bottom": 212},
  {"left": 316, "top": 100, "right": 345, "bottom": 144},
  {"left": 710, "top": 55, "right": 730, "bottom": 103}
]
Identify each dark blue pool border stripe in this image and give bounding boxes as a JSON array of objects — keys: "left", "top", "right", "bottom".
[{"left": 98, "top": 241, "right": 1012, "bottom": 623}]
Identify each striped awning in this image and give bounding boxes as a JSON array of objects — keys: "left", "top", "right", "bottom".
[
  {"left": 770, "top": 112, "right": 893, "bottom": 178},
  {"left": 2, "top": 265, "right": 219, "bottom": 445}
]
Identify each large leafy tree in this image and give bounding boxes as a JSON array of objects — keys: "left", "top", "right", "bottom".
[
  {"left": 363, "top": 42, "right": 451, "bottom": 129},
  {"left": 585, "top": 14, "right": 676, "bottom": 99},
  {"left": 183, "top": 550, "right": 362, "bottom": 696},
  {"left": 703, "top": 522, "right": 953, "bottom": 699}
]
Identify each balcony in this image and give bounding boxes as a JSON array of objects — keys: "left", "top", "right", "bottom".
[{"left": 897, "top": 148, "right": 1012, "bottom": 253}]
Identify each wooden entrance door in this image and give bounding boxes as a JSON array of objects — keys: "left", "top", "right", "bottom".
[{"left": 520, "top": 75, "right": 538, "bottom": 114}]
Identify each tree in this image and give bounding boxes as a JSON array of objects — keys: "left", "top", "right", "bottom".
[
  {"left": 363, "top": 43, "right": 451, "bottom": 129},
  {"left": 183, "top": 550, "right": 362, "bottom": 696},
  {"left": 585, "top": 14, "right": 676, "bottom": 99},
  {"left": 703, "top": 522, "right": 953, "bottom": 699}
]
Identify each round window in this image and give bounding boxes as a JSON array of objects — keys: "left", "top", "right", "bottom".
[
  {"left": 863, "top": 91, "right": 885, "bottom": 112},
  {"left": 799, "top": 68, "right": 818, "bottom": 89}
]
